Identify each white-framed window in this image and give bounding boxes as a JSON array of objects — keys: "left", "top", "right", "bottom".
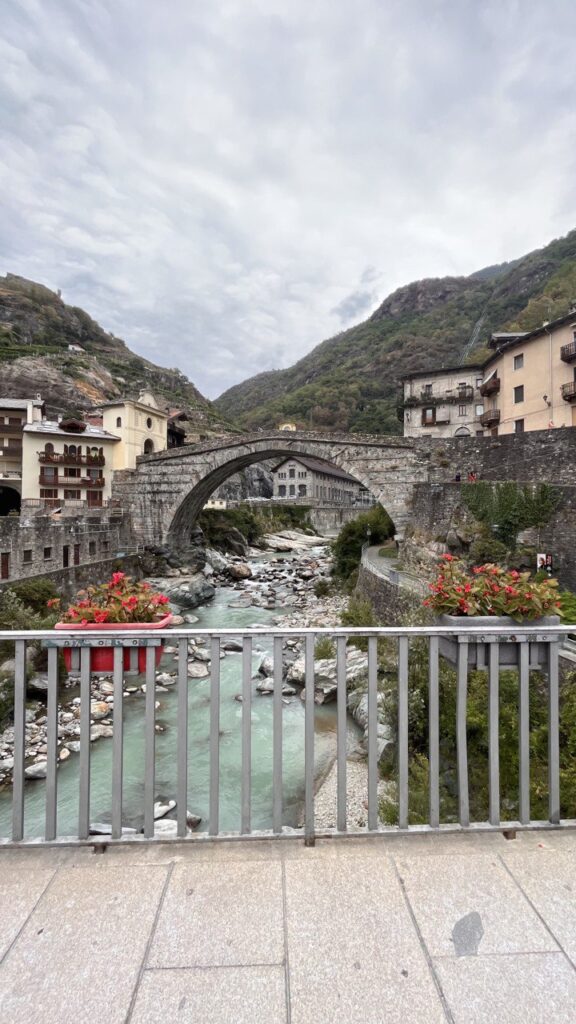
[{"left": 475, "top": 404, "right": 484, "bottom": 416}]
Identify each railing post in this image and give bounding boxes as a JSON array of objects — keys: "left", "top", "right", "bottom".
[
  {"left": 548, "top": 640, "right": 560, "bottom": 825},
  {"left": 304, "top": 633, "right": 315, "bottom": 846},
  {"left": 428, "top": 636, "right": 439, "bottom": 829},
  {"left": 456, "top": 641, "right": 469, "bottom": 827}
]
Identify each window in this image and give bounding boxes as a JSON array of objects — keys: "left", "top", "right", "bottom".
[
  {"left": 289, "top": 468, "right": 295, "bottom": 479},
  {"left": 1, "top": 553, "right": 10, "bottom": 580},
  {"left": 146, "top": 416, "right": 153, "bottom": 429},
  {"left": 422, "top": 407, "right": 435, "bottom": 425},
  {"left": 44, "top": 443, "right": 54, "bottom": 455},
  {"left": 67, "top": 467, "right": 80, "bottom": 478},
  {"left": 514, "top": 353, "right": 524, "bottom": 370},
  {"left": 89, "top": 541, "right": 96, "bottom": 556},
  {"left": 278, "top": 485, "right": 286, "bottom": 497},
  {"left": 43, "top": 546, "right": 52, "bottom": 560},
  {"left": 514, "top": 385, "right": 524, "bottom": 404},
  {"left": 423, "top": 384, "right": 432, "bottom": 396},
  {"left": 289, "top": 484, "right": 295, "bottom": 496},
  {"left": 475, "top": 430, "right": 484, "bottom": 437},
  {"left": 116, "top": 417, "right": 122, "bottom": 428},
  {"left": 515, "top": 419, "right": 525, "bottom": 433},
  {"left": 64, "top": 489, "right": 81, "bottom": 500},
  {"left": 458, "top": 405, "right": 467, "bottom": 417},
  {"left": 475, "top": 405, "right": 484, "bottom": 417},
  {"left": 101, "top": 538, "right": 110, "bottom": 551},
  {"left": 298, "top": 484, "right": 307, "bottom": 496},
  {"left": 88, "top": 468, "right": 101, "bottom": 480},
  {"left": 23, "top": 549, "right": 32, "bottom": 564},
  {"left": 40, "top": 488, "right": 58, "bottom": 499},
  {"left": 476, "top": 378, "right": 483, "bottom": 388},
  {"left": 41, "top": 466, "right": 57, "bottom": 480}
]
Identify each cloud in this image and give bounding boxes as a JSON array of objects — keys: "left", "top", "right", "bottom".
[{"left": 1, "top": 0, "right": 576, "bottom": 398}]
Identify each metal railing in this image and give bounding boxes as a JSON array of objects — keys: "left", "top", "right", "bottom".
[{"left": 0, "top": 624, "right": 573, "bottom": 847}]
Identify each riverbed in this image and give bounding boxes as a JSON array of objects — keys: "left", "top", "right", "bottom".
[{"left": 0, "top": 537, "right": 361, "bottom": 839}]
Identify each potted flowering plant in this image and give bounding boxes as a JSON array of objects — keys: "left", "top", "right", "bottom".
[
  {"left": 424, "top": 555, "right": 561, "bottom": 668},
  {"left": 52, "top": 572, "right": 172, "bottom": 672}
]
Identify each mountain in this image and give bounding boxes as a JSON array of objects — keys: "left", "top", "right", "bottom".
[
  {"left": 214, "top": 229, "right": 576, "bottom": 434},
  {"left": 0, "top": 274, "right": 232, "bottom": 433}
]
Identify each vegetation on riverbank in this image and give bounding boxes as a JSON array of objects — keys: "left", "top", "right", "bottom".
[
  {"left": 199, "top": 504, "right": 315, "bottom": 550},
  {"left": 0, "top": 581, "right": 60, "bottom": 726},
  {"left": 331, "top": 506, "right": 393, "bottom": 582}
]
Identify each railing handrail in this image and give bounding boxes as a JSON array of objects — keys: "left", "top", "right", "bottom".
[{"left": 3, "top": 624, "right": 572, "bottom": 641}]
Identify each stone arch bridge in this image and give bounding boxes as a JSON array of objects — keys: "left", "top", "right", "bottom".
[{"left": 111, "top": 429, "right": 576, "bottom": 550}]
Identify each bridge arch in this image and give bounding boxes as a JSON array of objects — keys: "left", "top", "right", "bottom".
[{"left": 112, "top": 433, "right": 428, "bottom": 550}]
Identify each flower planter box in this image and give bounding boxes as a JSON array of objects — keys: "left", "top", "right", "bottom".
[
  {"left": 55, "top": 614, "right": 173, "bottom": 674},
  {"left": 437, "top": 613, "right": 561, "bottom": 670}
]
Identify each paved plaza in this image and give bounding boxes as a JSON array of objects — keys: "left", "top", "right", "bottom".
[{"left": 1, "top": 830, "right": 576, "bottom": 1022}]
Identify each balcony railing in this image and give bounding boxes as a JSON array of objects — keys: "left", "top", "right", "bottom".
[
  {"left": 0, "top": 623, "right": 572, "bottom": 847},
  {"left": 479, "top": 377, "right": 501, "bottom": 397},
  {"left": 0, "top": 423, "right": 24, "bottom": 435},
  {"left": 480, "top": 408, "right": 501, "bottom": 427},
  {"left": 39, "top": 453, "right": 105, "bottom": 466},
  {"left": 38, "top": 475, "right": 105, "bottom": 488},
  {"left": 560, "top": 341, "right": 576, "bottom": 363},
  {"left": 561, "top": 381, "right": 576, "bottom": 402}
]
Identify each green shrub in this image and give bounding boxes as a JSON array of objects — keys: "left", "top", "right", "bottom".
[
  {"left": 9, "top": 578, "right": 59, "bottom": 615},
  {"left": 468, "top": 534, "right": 508, "bottom": 566},
  {"left": 313, "top": 579, "right": 331, "bottom": 598},
  {"left": 560, "top": 590, "right": 576, "bottom": 624},
  {"left": 315, "top": 636, "right": 335, "bottom": 659},
  {"left": 331, "top": 506, "right": 394, "bottom": 581},
  {"left": 462, "top": 482, "right": 561, "bottom": 550}
]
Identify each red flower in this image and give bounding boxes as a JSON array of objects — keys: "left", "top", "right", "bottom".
[{"left": 111, "top": 572, "right": 126, "bottom": 585}]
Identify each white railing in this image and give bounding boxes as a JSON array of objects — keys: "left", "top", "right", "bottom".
[{"left": 0, "top": 624, "right": 572, "bottom": 846}]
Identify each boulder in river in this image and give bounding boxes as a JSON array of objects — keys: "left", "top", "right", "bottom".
[{"left": 228, "top": 562, "right": 252, "bottom": 580}]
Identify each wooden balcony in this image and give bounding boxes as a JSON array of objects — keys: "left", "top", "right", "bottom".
[
  {"left": 39, "top": 475, "right": 105, "bottom": 488},
  {"left": 480, "top": 408, "right": 501, "bottom": 427},
  {"left": 560, "top": 341, "right": 576, "bottom": 364},
  {"left": 0, "top": 423, "right": 24, "bottom": 435},
  {"left": 561, "top": 381, "right": 576, "bottom": 402},
  {"left": 479, "top": 377, "right": 501, "bottom": 397}
]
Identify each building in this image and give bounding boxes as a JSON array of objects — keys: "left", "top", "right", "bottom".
[
  {"left": 272, "top": 456, "right": 369, "bottom": 505},
  {"left": 21, "top": 418, "right": 119, "bottom": 509},
  {"left": 0, "top": 398, "right": 45, "bottom": 515},
  {"left": 98, "top": 391, "right": 168, "bottom": 470},
  {"left": 479, "top": 311, "right": 576, "bottom": 435},
  {"left": 400, "top": 306, "right": 576, "bottom": 438},
  {"left": 401, "top": 366, "right": 486, "bottom": 438}
]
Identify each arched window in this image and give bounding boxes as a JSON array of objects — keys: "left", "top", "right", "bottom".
[
  {"left": 146, "top": 417, "right": 153, "bottom": 429},
  {"left": 116, "top": 417, "right": 122, "bottom": 428},
  {"left": 44, "top": 443, "right": 54, "bottom": 454},
  {"left": 143, "top": 439, "right": 154, "bottom": 455},
  {"left": 68, "top": 444, "right": 77, "bottom": 456}
]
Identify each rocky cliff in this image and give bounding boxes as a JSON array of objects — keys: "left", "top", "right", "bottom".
[{"left": 0, "top": 273, "right": 232, "bottom": 432}]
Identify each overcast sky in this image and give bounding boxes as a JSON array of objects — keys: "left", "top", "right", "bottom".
[{"left": 1, "top": 0, "right": 576, "bottom": 398}]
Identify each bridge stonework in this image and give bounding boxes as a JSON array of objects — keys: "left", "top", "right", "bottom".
[{"left": 111, "top": 428, "right": 576, "bottom": 550}]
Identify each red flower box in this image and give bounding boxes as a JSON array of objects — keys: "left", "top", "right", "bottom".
[{"left": 55, "top": 614, "right": 173, "bottom": 673}]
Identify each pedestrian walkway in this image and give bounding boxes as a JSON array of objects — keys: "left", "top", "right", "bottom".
[
  {"left": 1, "top": 830, "right": 576, "bottom": 1022},
  {"left": 362, "top": 544, "right": 428, "bottom": 596}
]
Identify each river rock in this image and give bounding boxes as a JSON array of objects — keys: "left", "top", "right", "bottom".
[
  {"left": 187, "top": 663, "right": 209, "bottom": 679},
  {"left": 162, "top": 574, "right": 216, "bottom": 609},
  {"left": 27, "top": 674, "right": 49, "bottom": 694},
  {"left": 90, "top": 724, "right": 114, "bottom": 741},
  {"left": 222, "top": 639, "right": 243, "bottom": 652},
  {"left": 228, "top": 562, "right": 252, "bottom": 580},
  {"left": 91, "top": 701, "right": 111, "bottom": 721},
  {"left": 66, "top": 741, "right": 81, "bottom": 753},
  {"left": 25, "top": 761, "right": 48, "bottom": 779},
  {"left": 154, "top": 799, "right": 176, "bottom": 819},
  {"left": 258, "top": 655, "right": 274, "bottom": 677},
  {"left": 187, "top": 811, "right": 202, "bottom": 829},
  {"left": 59, "top": 748, "right": 71, "bottom": 761}
]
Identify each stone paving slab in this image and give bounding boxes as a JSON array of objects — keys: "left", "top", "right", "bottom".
[
  {"left": 397, "top": 852, "right": 558, "bottom": 957},
  {"left": 502, "top": 849, "right": 576, "bottom": 964},
  {"left": 0, "top": 864, "right": 168, "bottom": 1024},
  {"left": 0, "top": 864, "right": 56, "bottom": 961},
  {"left": 434, "top": 952, "right": 576, "bottom": 1024},
  {"left": 284, "top": 854, "right": 447, "bottom": 1024},
  {"left": 148, "top": 860, "right": 285, "bottom": 968},
  {"left": 131, "top": 966, "right": 287, "bottom": 1023}
]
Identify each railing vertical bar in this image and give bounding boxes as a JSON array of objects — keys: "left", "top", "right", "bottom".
[
  {"left": 519, "top": 642, "right": 530, "bottom": 825},
  {"left": 548, "top": 640, "right": 560, "bottom": 825},
  {"left": 488, "top": 642, "right": 500, "bottom": 826},
  {"left": 78, "top": 647, "right": 91, "bottom": 840},
  {"left": 241, "top": 636, "right": 252, "bottom": 834},
  {"left": 398, "top": 636, "right": 409, "bottom": 830},
  {"left": 272, "top": 636, "right": 283, "bottom": 834},
  {"left": 456, "top": 641, "right": 469, "bottom": 827},
  {"left": 143, "top": 646, "right": 156, "bottom": 839},
  {"left": 304, "top": 633, "right": 315, "bottom": 845},
  {"left": 209, "top": 636, "right": 221, "bottom": 836},
  {"left": 111, "top": 647, "right": 124, "bottom": 839},
  {"left": 428, "top": 636, "right": 440, "bottom": 829},
  {"left": 367, "top": 636, "right": 379, "bottom": 831},
  {"left": 177, "top": 638, "right": 189, "bottom": 838},
  {"left": 11, "top": 640, "right": 26, "bottom": 842},
  {"left": 44, "top": 647, "right": 59, "bottom": 841},
  {"left": 336, "top": 636, "right": 348, "bottom": 832}
]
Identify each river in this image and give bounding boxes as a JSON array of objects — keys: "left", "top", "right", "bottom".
[{"left": 0, "top": 541, "right": 352, "bottom": 839}]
